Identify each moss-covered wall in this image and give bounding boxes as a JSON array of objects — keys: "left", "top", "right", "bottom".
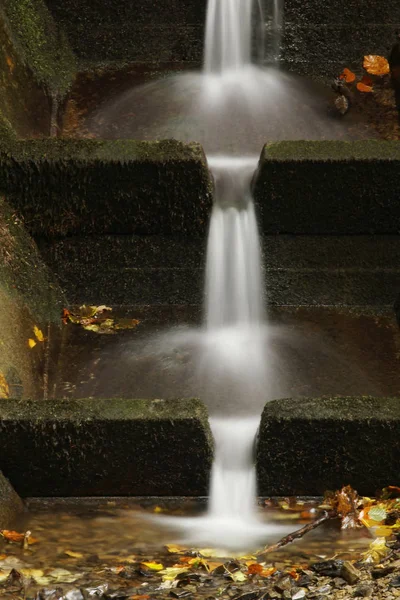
[
  {"left": 0, "top": 1, "right": 76, "bottom": 137},
  {"left": 2, "top": 0, "right": 76, "bottom": 95},
  {"left": 0, "top": 139, "right": 213, "bottom": 238},
  {"left": 0, "top": 13, "right": 51, "bottom": 138},
  {"left": 0, "top": 196, "right": 64, "bottom": 400}
]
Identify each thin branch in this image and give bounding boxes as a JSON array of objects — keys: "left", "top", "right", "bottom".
[{"left": 257, "top": 510, "right": 338, "bottom": 558}]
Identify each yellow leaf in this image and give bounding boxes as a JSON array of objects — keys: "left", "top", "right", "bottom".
[
  {"left": 160, "top": 566, "right": 190, "bottom": 581},
  {"left": 141, "top": 562, "right": 164, "bottom": 571},
  {"left": 229, "top": 570, "right": 247, "bottom": 582},
  {"left": 28, "top": 339, "right": 37, "bottom": 349},
  {"left": 362, "top": 537, "right": 389, "bottom": 564},
  {"left": 374, "top": 526, "right": 396, "bottom": 538},
  {"left": 166, "top": 544, "right": 186, "bottom": 554},
  {"left": 363, "top": 55, "right": 390, "bottom": 76},
  {"left": 64, "top": 550, "right": 84, "bottom": 559},
  {"left": 0, "top": 373, "right": 9, "bottom": 399},
  {"left": 33, "top": 326, "right": 44, "bottom": 342}
]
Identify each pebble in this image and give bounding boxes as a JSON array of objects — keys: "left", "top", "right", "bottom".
[
  {"left": 292, "top": 589, "right": 307, "bottom": 599},
  {"left": 353, "top": 584, "right": 373, "bottom": 597},
  {"left": 340, "top": 561, "right": 361, "bottom": 585}
]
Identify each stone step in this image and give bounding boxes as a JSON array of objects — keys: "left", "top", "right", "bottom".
[
  {"left": 39, "top": 234, "right": 400, "bottom": 307},
  {"left": 0, "top": 398, "right": 212, "bottom": 497},
  {"left": 257, "top": 396, "right": 400, "bottom": 496}
]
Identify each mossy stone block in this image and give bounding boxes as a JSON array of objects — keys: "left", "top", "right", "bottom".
[
  {"left": 257, "top": 396, "right": 400, "bottom": 496},
  {"left": 0, "top": 398, "right": 213, "bottom": 497},
  {"left": 0, "top": 470, "right": 24, "bottom": 528},
  {"left": 253, "top": 141, "right": 400, "bottom": 234},
  {"left": 0, "top": 139, "right": 213, "bottom": 238}
]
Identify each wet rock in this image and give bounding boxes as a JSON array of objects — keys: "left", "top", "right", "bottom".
[
  {"left": 353, "top": 585, "right": 373, "bottom": 597},
  {"left": 82, "top": 583, "right": 108, "bottom": 598},
  {"left": 275, "top": 575, "right": 295, "bottom": 593},
  {"left": 65, "top": 591, "right": 84, "bottom": 600},
  {"left": 292, "top": 590, "right": 307, "bottom": 599},
  {"left": 170, "top": 590, "right": 193, "bottom": 598},
  {"left": 312, "top": 560, "right": 344, "bottom": 578},
  {"left": 340, "top": 561, "right": 361, "bottom": 585},
  {"left": 372, "top": 566, "right": 396, "bottom": 579},
  {"left": 390, "top": 576, "right": 400, "bottom": 588},
  {"left": 231, "top": 592, "right": 261, "bottom": 600}
]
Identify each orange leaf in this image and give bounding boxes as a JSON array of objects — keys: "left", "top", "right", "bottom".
[
  {"left": 363, "top": 55, "right": 390, "bottom": 76},
  {"left": 357, "top": 82, "right": 374, "bottom": 93},
  {"left": 261, "top": 567, "right": 276, "bottom": 578},
  {"left": 341, "top": 68, "right": 356, "bottom": 83},
  {"left": 1, "top": 530, "right": 24, "bottom": 543},
  {"left": 247, "top": 563, "right": 264, "bottom": 575}
]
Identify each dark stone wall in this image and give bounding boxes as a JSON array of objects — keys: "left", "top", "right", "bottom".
[
  {"left": 43, "top": 0, "right": 400, "bottom": 78},
  {"left": 44, "top": 0, "right": 206, "bottom": 65},
  {"left": 281, "top": 0, "right": 400, "bottom": 78}
]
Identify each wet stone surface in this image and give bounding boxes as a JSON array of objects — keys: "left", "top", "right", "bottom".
[{"left": 51, "top": 306, "right": 400, "bottom": 404}]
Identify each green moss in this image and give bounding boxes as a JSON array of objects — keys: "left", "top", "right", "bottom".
[
  {"left": 0, "top": 111, "right": 17, "bottom": 142},
  {"left": 2, "top": 0, "right": 76, "bottom": 95},
  {"left": 262, "top": 396, "right": 400, "bottom": 421},
  {"left": 263, "top": 140, "right": 400, "bottom": 161}
]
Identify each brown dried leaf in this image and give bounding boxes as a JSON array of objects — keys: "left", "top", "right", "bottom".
[
  {"left": 0, "top": 373, "right": 10, "bottom": 399},
  {"left": 363, "top": 55, "right": 390, "bottom": 76}
]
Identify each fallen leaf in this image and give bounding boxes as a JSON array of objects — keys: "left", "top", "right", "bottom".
[
  {"left": 33, "top": 326, "right": 44, "bottom": 342},
  {"left": 362, "top": 537, "right": 389, "bottom": 563},
  {"left": 166, "top": 544, "right": 186, "bottom": 554},
  {"left": 229, "top": 570, "right": 247, "bottom": 582},
  {"left": 247, "top": 563, "right": 263, "bottom": 575},
  {"left": 357, "top": 82, "right": 374, "bottom": 93},
  {"left": 28, "top": 339, "right": 36, "bottom": 349},
  {"left": 160, "top": 566, "right": 190, "bottom": 581},
  {"left": 0, "top": 530, "right": 39, "bottom": 545},
  {"left": 64, "top": 550, "right": 84, "bottom": 559},
  {"left": 0, "top": 373, "right": 9, "bottom": 399},
  {"left": 363, "top": 55, "right": 390, "bottom": 76},
  {"left": 141, "top": 562, "right": 164, "bottom": 571},
  {"left": 340, "top": 67, "right": 356, "bottom": 83}
]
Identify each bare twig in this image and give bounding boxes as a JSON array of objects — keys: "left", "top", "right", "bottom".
[{"left": 257, "top": 510, "right": 338, "bottom": 557}]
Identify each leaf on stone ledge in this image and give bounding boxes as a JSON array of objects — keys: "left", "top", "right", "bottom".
[
  {"left": 357, "top": 82, "right": 374, "bottom": 93},
  {"left": 340, "top": 68, "right": 356, "bottom": 83},
  {"left": 363, "top": 55, "right": 390, "bottom": 76}
]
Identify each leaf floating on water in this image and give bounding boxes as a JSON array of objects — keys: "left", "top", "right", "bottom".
[
  {"left": 141, "top": 561, "right": 164, "bottom": 571},
  {"left": 363, "top": 55, "right": 390, "bottom": 76},
  {"left": 64, "top": 550, "right": 84, "bottom": 559},
  {"left": 0, "top": 530, "right": 38, "bottom": 545},
  {"left": 166, "top": 544, "right": 187, "bottom": 554},
  {"left": 63, "top": 305, "right": 140, "bottom": 334},
  {"left": 160, "top": 566, "right": 190, "bottom": 581}
]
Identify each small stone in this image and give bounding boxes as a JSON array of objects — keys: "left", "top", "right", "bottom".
[
  {"left": 312, "top": 560, "right": 343, "bottom": 578},
  {"left": 292, "top": 590, "right": 307, "bottom": 599},
  {"left": 283, "top": 591, "right": 292, "bottom": 600},
  {"left": 391, "top": 576, "right": 400, "bottom": 588},
  {"left": 340, "top": 562, "right": 360, "bottom": 585},
  {"left": 275, "top": 576, "right": 294, "bottom": 593},
  {"left": 353, "top": 585, "right": 373, "bottom": 598},
  {"left": 372, "top": 565, "right": 396, "bottom": 579},
  {"left": 333, "top": 577, "right": 347, "bottom": 588},
  {"left": 316, "top": 585, "right": 332, "bottom": 595}
]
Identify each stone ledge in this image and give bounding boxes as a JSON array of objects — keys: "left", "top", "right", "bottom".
[
  {"left": 0, "top": 398, "right": 213, "bottom": 497},
  {"left": 254, "top": 141, "right": 400, "bottom": 234},
  {"left": 0, "top": 139, "right": 213, "bottom": 238},
  {"left": 257, "top": 397, "right": 400, "bottom": 496}
]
